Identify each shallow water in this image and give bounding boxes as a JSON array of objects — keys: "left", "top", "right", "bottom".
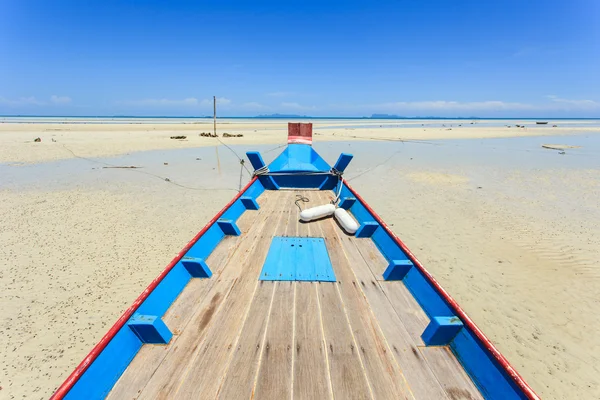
[{"left": 2, "top": 133, "right": 599, "bottom": 192}]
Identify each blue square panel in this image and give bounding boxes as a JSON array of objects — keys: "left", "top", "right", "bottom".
[{"left": 260, "top": 237, "right": 336, "bottom": 282}]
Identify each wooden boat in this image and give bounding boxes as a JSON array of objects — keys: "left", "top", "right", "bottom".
[
  {"left": 51, "top": 123, "right": 539, "bottom": 400},
  {"left": 536, "top": 121, "right": 548, "bottom": 125}
]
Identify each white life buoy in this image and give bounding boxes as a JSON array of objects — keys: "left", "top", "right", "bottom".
[
  {"left": 299, "top": 204, "right": 336, "bottom": 222},
  {"left": 334, "top": 208, "right": 359, "bottom": 234}
]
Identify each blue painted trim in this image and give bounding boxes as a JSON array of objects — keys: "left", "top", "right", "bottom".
[
  {"left": 451, "top": 329, "right": 528, "bottom": 399},
  {"left": 382, "top": 259, "right": 413, "bottom": 280},
  {"left": 338, "top": 196, "right": 356, "bottom": 209},
  {"left": 217, "top": 219, "right": 241, "bottom": 236},
  {"left": 181, "top": 257, "right": 212, "bottom": 278},
  {"left": 337, "top": 180, "right": 530, "bottom": 399},
  {"left": 63, "top": 178, "right": 267, "bottom": 399},
  {"left": 421, "top": 316, "right": 463, "bottom": 346},
  {"left": 64, "top": 325, "right": 142, "bottom": 400},
  {"left": 128, "top": 314, "right": 173, "bottom": 344},
  {"left": 333, "top": 153, "right": 354, "bottom": 172},
  {"left": 355, "top": 221, "right": 379, "bottom": 238}
]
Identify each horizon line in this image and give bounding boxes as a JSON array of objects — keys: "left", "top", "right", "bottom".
[{"left": 1, "top": 114, "right": 599, "bottom": 120}]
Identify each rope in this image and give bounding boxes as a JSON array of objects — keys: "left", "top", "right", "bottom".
[
  {"left": 294, "top": 194, "right": 309, "bottom": 212},
  {"left": 253, "top": 165, "right": 270, "bottom": 176},
  {"left": 214, "top": 136, "right": 253, "bottom": 176},
  {"left": 60, "top": 144, "right": 238, "bottom": 192},
  {"left": 238, "top": 159, "right": 245, "bottom": 192}
]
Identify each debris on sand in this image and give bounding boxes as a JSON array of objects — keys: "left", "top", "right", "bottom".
[
  {"left": 102, "top": 166, "right": 141, "bottom": 169},
  {"left": 222, "top": 133, "right": 244, "bottom": 138},
  {"left": 199, "top": 132, "right": 218, "bottom": 137},
  {"left": 34, "top": 137, "right": 41, "bottom": 142},
  {"left": 170, "top": 135, "right": 187, "bottom": 140},
  {"left": 542, "top": 144, "right": 582, "bottom": 151}
]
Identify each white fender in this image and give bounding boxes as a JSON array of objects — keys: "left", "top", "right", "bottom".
[
  {"left": 334, "top": 208, "right": 359, "bottom": 234},
  {"left": 299, "top": 204, "right": 336, "bottom": 222}
]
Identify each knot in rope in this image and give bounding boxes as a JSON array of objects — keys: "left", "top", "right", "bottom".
[{"left": 253, "top": 165, "right": 270, "bottom": 176}]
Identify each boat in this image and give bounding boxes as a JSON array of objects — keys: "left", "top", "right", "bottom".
[
  {"left": 51, "top": 123, "right": 539, "bottom": 400},
  {"left": 536, "top": 121, "right": 548, "bottom": 125}
]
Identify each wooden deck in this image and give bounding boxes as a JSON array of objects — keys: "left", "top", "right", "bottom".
[{"left": 108, "top": 190, "right": 483, "bottom": 400}]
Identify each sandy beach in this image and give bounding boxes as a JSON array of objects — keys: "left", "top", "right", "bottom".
[
  {"left": 1, "top": 118, "right": 599, "bottom": 164},
  {"left": 1, "top": 119, "right": 599, "bottom": 399}
]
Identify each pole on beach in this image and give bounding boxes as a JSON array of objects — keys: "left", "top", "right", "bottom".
[
  {"left": 213, "top": 95, "right": 221, "bottom": 175},
  {"left": 213, "top": 95, "right": 217, "bottom": 136}
]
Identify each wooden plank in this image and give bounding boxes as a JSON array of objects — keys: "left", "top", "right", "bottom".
[
  {"left": 318, "top": 214, "right": 412, "bottom": 399},
  {"left": 216, "top": 281, "right": 277, "bottom": 399},
  {"left": 316, "top": 282, "right": 372, "bottom": 399},
  {"left": 326, "top": 197, "right": 449, "bottom": 399},
  {"left": 352, "top": 237, "right": 430, "bottom": 345},
  {"left": 107, "top": 189, "right": 273, "bottom": 399},
  {"left": 283, "top": 190, "right": 298, "bottom": 237},
  {"left": 348, "top": 201, "right": 481, "bottom": 398},
  {"left": 136, "top": 192, "right": 283, "bottom": 399},
  {"left": 352, "top": 236, "right": 389, "bottom": 279},
  {"left": 418, "top": 346, "right": 484, "bottom": 400},
  {"left": 293, "top": 282, "right": 332, "bottom": 400},
  {"left": 172, "top": 192, "right": 291, "bottom": 399},
  {"left": 282, "top": 191, "right": 332, "bottom": 400},
  {"left": 253, "top": 281, "right": 295, "bottom": 399},
  {"left": 297, "top": 190, "right": 312, "bottom": 238}
]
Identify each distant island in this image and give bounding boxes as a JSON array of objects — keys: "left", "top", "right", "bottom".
[
  {"left": 370, "top": 114, "right": 406, "bottom": 119},
  {"left": 255, "top": 113, "right": 310, "bottom": 118}
]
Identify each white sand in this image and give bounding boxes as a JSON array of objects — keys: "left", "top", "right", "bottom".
[
  {"left": 1, "top": 120, "right": 599, "bottom": 399},
  {"left": 1, "top": 119, "right": 598, "bottom": 164}
]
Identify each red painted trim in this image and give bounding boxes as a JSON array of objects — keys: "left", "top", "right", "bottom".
[
  {"left": 50, "top": 177, "right": 259, "bottom": 400},
  {"left": 287, "top": 136, "right": 313, "bottom": 145},
  {"left": 343, "top": 179, "right": 540, "bottom": 400}
]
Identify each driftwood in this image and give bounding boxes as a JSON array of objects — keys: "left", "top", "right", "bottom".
[
  {"left": 541, "top": 144, "right": 581, "bottom": 150},
  {"left": 199, "top": 132, "right": 218, "bottom": 137},
  {"left": 34, "top": 137, "right": 41, "bottom": 142},
  {"left": 170, "top": 135, "right": 187, "bottom": 140},
  {"left": 222, "top": 132, "right": 244, "bottom": 138}
]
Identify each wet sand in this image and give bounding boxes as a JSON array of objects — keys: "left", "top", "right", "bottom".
[
  {"left": 1, "top": 125, "right": 599, "bottom": 399},
  {"left": 1, "top": 118, "right": 599, "bottom": 164}
]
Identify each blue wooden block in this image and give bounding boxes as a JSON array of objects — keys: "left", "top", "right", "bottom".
[
  {"left": 333, "top": 153, "right": 354, "bottom": 172},
  {"left": 128, "top": 314, "right": 172, "bottom": 344},
  {"left": 355, "top": 221, "right": 379, "bottom": 238},
  {"left": 338, "top": 196, "right": 356, "bottom": 210},
  {"left": 246, "top": 151, "right": 266, "bottom": 171},
  {"left": 217, "top": 219, "right": 241, "bottom": 236},
  {"left": 181, "top": 257, "right": 212, "bottom": 278},
  {"left": 241, "top": 196, "right": 260, "bottom": 210},
  {"left": 383, "top": 259, "right": 414, "bottom": 280},
  {"left": 421, "top": 316, "right": 464, "bottom": 346}
]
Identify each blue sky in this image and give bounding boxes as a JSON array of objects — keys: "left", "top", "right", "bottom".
[{"left": 1, "top": 0, "right": 598, "bottom": 117}]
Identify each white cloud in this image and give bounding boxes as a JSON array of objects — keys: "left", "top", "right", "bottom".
[
  {"left": 267, "top": 91, "right": 294, "bottom": 97},
  {"left": 50, "top": 95, "right": 72, "bottom": 104},
  {"left": 199, "top": 97, "right": 231, "bottom": 106},
  {"left": 366, "top": 100, "right": 537, "bottom": 112},
  {"left": 120, "top": 97, "right": 200, "bottom": 107},
  {"left": 280, "top": 102, "right": 317, "bottom": 111},
  {"left": 328, "top": 97, "right": 600, "bottom": 114},
  {"left": 241, "top": 102, "right": 270, "bottom": 111},
  {"left": 546, "top": 95, "right": 600, "bottom": 110},
  {"left": 0, "top": 96, "right": 45, "bottom": 106}
]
